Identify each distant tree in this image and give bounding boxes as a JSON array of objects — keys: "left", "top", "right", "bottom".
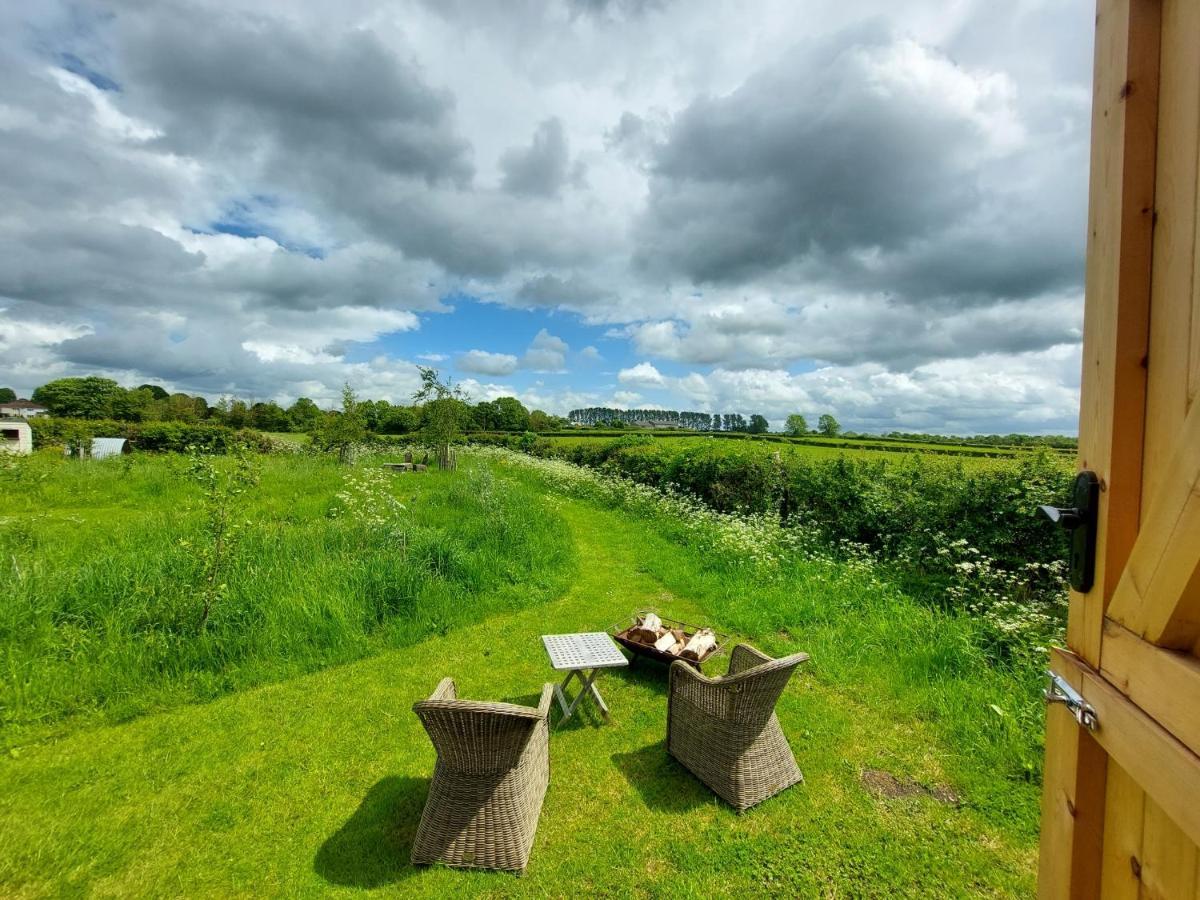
[
  {"left": 313, "top": 384, "right": 367, "bottom": 463},
  {"left": 414, "top": 367, "right": 469, "bottom": 468},
  {"left": 377, "top": 405, "right": 418, "bottom": 435},
  {"left": 167, "top": 393, "right": 203, "bottom": 423},
  {"left": 0, "top": 387, "right": 17, "bottom": 403},
  {"left": 287, "top": 397, "right": 322, "bottom": 432},
  {"left": 32, "top": 377, "right": 128, "bottom": 419},
  {"left": 215, "top": 398, "right": 250, "bottom": 429},
  {"left": 250, "top": 401, "right": 289, "bottom": 432},
  {"left": 138, "top": 384, "right": 170, "bottom": 400},
  {"left": 122, "top": 387, "right": 159, "bottom": 421},
  {"left": 785, "top": 414, "right": 808, "bottom": 436},
  {"left": 356, "top": 399, "right": 383, "bottom": 432},
  {"left": 748, "top": 414, "right": 769, "bottom": 434},
  {"left": 471, "top": 400, "right": 499, "bottom": 431},
  {"left": 818, "top": 414, "right": 841, "bottom": 437},
  {"left": 491, "top": 396, "right": 530, "bottom": 432},
  {"left": 529, "top": 409, "right": 565, "bottom": 432}
]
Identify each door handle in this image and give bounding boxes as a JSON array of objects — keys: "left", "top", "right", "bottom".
[{"left": 1039, "top": 470, "right": 1099, "bottom": 593}]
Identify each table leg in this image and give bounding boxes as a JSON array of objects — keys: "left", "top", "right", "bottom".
[
  {"left": 553, "top": 668, "right": 612, "bottom": 724},
  {"left": 583, "top": 669, "right": 610, "bottom": 720},
  {"left": 554, "top": 670, "right": 576, "bottom": 720}
]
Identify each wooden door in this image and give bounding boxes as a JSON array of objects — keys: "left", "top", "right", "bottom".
[{"left": 1039, "top": 0, "right": 1200, "bottom": 897}]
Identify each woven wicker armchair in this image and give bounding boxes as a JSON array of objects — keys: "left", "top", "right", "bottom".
[
  {"left": 411, "top": 678, "right": 553, "bottom": 872},
  {"left": 667, "top": 644, "right": 810, "bottom": 811}
]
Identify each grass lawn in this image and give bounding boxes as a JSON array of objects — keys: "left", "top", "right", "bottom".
[
  {"left": 0, "top": 466, "right": 1038, "bottom": 897},
  {"left": 264, "top": 431, "right": 309, "bottom": 445}
]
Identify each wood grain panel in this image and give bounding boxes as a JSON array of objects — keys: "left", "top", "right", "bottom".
[
  {"left": 1106, "top": 400, "right": 1200, "bottom": 646},
  {"left": 1100, "top": 761, "right": 1144, "bottom": 900},
  {"left": 1140, "top": 796, "right": 1198, "bottom": 899},
  {"left": 1066, "top": 0, "right": 1160, "bottom": 668},
  {"left": 1140, "top": 0, "right": 1200, "bottom": 507}
]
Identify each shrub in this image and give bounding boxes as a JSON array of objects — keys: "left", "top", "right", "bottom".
[
  {"left": 468, "top": 440, "right": 1074, "bottom": 657},
  {"left": 30, "top": 418, "right": 274, "bottom": 453}
]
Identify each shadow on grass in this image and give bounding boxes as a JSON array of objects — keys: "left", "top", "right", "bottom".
[
  {"left": 610, "top": 660, "right": 671, "bottom": 696},
  {"left": 499, "top": 690, "right": 546, "bottom": 709},
  {"left": 314, "top": 775, "right": 428, "bottom": 888},
  {"left": 612, "top": 741, "right": 709, "bottom": 812}
]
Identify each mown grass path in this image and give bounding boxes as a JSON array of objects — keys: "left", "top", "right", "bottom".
[{"left": 0, "top": 495, "right": 1036, "bottom": 897}]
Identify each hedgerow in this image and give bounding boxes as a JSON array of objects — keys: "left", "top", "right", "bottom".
[
  {"left": 29, "top": 418, "right": 274, "bottom": 453},
  {"left": 468, "top": 434, "right": 1075, "bottom": 637}
]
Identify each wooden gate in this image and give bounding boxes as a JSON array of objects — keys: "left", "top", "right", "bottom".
[{"left": 1039, "top": 0, "right": 1200, "bottom": 896}]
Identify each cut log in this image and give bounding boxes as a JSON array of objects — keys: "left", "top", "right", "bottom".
[
  {"left": 680, "top": 628, "right": 716, "bottom": 661},
  {"left": 630, "top": 613, "right": 663, "bottom": 643},
  {"left": 653, "top": 631, "right": 679, "bottom": 652}
]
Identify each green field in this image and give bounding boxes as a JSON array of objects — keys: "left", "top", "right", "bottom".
[
  {"left": 0, "top": 449, "right": 1046, "bottom": 896},
  {"left": 536, "top": 430, "right": 1071, "bottom": 465}
]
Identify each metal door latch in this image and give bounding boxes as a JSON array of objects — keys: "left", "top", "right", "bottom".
[{"left": 1045, "top": 670, "right": 1098, "bottom": 731}]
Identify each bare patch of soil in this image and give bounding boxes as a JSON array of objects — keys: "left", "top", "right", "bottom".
[{"left": 861, "top": 769, "right": 960, "bottom": 806}]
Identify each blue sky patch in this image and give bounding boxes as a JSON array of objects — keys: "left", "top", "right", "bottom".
[{"left": 59, "top": 53, "right": 120, "bottom": 91}]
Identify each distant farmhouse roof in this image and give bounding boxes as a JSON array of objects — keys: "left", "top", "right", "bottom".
[{"left": 0, "top": 399, "right": 48, "bottom": 416}]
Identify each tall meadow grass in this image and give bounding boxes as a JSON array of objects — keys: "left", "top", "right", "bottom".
[{"left": 0, "top": 451, "right": 572, "bottom": 735}]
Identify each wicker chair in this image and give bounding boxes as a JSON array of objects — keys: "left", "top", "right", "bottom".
[
  {"left": 411, "top": 678, "right": 553, "bottom": 872},
  {"left": 667, "top": 644, "right": 809, "bottom": 811}
]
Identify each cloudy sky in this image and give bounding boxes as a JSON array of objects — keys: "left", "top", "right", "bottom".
[{"left": 0, "top": 0, "right": 1093, "bottom": 432}]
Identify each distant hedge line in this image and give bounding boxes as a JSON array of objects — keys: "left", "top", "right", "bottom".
[
  {"left": 501, "top": 430, "right": 1070, "bottom": 459},
  {"left": 29, "top": 418, "right": 274, "bottom": 453},
  {"left": 471, "top": 431, "right": 1075, "bottom": 576}
]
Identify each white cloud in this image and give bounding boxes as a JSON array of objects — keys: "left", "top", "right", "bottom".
[
  {"left": 0, "top": 0, "right": 1094, "bottom": 432},
  {"left": 456, "top": 349, "right": 520, "bottom": 376},
  {"left": 618, "top": 361, "right": 666, "bottom": 387}
]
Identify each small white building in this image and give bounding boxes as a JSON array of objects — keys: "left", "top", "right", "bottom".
[
  {"left": 64, "top": 437, "right": 132, "bottom": 460},
  {"left": 91, "top": 437, "right": 131, "bottom": 459},
  {"left": 1, "top": 420, "right": 33, "bottom": 455},
  {"left": 0, "top": 400, "right": 48, "bottom": 417}
]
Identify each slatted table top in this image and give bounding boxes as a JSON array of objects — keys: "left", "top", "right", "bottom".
[{"left": 541, "top": 632, "right": 629, "bottom": 671}]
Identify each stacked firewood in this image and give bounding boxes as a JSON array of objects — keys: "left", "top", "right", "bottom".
[{"left": 627, "top": 613, "right": 716, "bottom": 661}]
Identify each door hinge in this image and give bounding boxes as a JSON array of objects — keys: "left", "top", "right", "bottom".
[{"left": 1045, "top": 670, "right": 1099, "bottom": 731}]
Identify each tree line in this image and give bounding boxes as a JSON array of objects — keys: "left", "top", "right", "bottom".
[
  {"left": 567, "top": 406, "right": 845, "bottom": 436},
  {"left": 16, "top": 375, "right": 568, "bottom": 436},
  {"left": 567, "top": 407, "right": 772, "bottom": 433}
]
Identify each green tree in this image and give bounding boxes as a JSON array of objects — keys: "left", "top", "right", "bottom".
[
  {"left": 312, "top": 385, "right": 367, "bottom": 463},
  {"left": 471, "top": 401, "right": 499, "bottom": 431},
  {"left": 414, "top": 367, "right": 468, "bottom": 469},
  {"left": 184, "top": 444, "right": 259, "bottom": 630},
  {"left": 32, "top": 377, "right": 129, "bottom": 419},
  {"left": 748, "top": 414, "right": 769, "bottom": 434},
  {"left": 528, "top": 410, "right": 554, "bottom": 432},
  {"left": 138, "top": 384, "right": 170, "bottom": 400},
  {"left": 167, "top": 393, "right": 203, "bottom": 423},
  {"left": 818, "top": 414, "right": 841, "bottom": 437},
  {"left": 216, "top": 399, "right": 250, "bottom": 429},
  {"left": 250, "top": 401, "right": 289, "bottom": 432},
  {"left": 287, "top": 397, "right": 322, "bottom": 432},
  {"left": 785, "top": 414, "right": 808, "bottom": 436},
  {"left": 490, "top": 396, "right": 530, "bottom": 432},
  {"left": 0, "top": 388, "right": 16, "bottom": 403},
  {"left": 378, "top": 405, "right": 418, "bottom": 435}
]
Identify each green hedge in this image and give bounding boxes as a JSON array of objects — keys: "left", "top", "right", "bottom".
[
  {"left": 470, "top": 431, "right": 1074, "bottom": 578},
  {"left": 30, "top": 418, "right": 274, "bottom": 453}
]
